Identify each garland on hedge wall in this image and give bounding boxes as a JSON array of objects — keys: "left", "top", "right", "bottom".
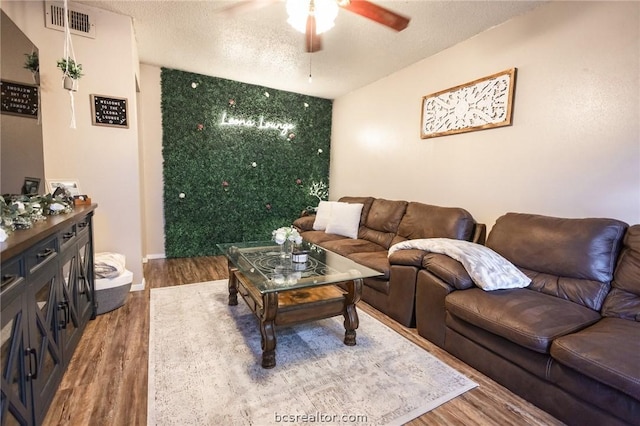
[{"left": 161, "top": 68, "right": 332, "bottom": 258}]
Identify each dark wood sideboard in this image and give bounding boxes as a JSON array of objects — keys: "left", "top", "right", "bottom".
[{"left": 1, "top": 204, "right": 97, "bottom": 426}]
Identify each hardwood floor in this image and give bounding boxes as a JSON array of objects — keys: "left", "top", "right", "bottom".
[{"left": 44, "top": 256, "right": 563, "bottom": 425}]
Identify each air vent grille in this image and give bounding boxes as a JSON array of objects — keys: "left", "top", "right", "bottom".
[{"left": 45, "top": 1, "right": 96, "bottom": 38}]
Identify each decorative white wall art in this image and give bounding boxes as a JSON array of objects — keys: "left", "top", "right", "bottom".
[{"left": 420, "top": 68, "right": 516, "bottom": 139}]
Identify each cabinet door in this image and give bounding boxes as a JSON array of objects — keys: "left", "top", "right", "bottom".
[
  {"left": 76, "top": 232, "right": 95, "bottom": 325},
  {"left": 26, "top": 267, "right": 63, "bottom": 426},
  {"left": 0, "top": 278, "right": 32, "bottom": 426},
  {"left": 59, "top": 248, "right": 82, "bottom": 364}
]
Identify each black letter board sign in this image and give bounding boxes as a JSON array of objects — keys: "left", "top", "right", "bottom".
[
  {"left": 91, "top": 94, "right": 129, "bottom": 128},
  {"left": 1, "top": 80, "right": 39, "bottom": 118}
]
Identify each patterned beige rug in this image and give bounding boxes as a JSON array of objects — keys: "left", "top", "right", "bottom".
[{"left": 148, "top": 280, "right": 477, "bottom": 425}]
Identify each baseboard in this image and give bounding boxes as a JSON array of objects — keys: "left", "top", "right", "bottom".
[
  {"left": 130, "top": 278, "right": 145, "bottom": 292},
  {"left": 144, "top": 253, "right": 166, "bottom": 263}
]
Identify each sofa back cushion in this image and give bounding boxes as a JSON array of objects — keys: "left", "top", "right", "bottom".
[
  {"left": 393, "top": 202, "right": 476, "bottom": 245},
  {"left": 487, "top": 213, "right": 628, "bottom": 310},
  {"left": 358, "top": 198, "right": 408, "bottom": 249},
  {"left": 602, "top": 225, "right": 640, "bottom": 321}
]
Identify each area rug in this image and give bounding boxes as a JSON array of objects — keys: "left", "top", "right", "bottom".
[{"left": 148, "top": 280, "right": 477, "bottom": 425}]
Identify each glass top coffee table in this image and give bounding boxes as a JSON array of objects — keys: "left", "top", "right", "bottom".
[{"left": 217, "top": 241, "right": 382, "bottom": 368}]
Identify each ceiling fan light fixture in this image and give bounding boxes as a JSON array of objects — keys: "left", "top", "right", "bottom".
[{"left": 286, "top": 0, "right": 339, "bottom": 34}]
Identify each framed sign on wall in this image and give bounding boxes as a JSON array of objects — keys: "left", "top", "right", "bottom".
[
  {"left": 90, "top": 94, "right": 129, "bottom": 128},
  {"left": 420, "top": 68, "right": 516, "bottom": 139},
  {"left": 1, "top": 80, "right": 39, "bottom": 118}
]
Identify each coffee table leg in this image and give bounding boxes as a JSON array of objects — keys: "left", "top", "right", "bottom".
[
  {"left": 228, "top": 266, "right": 238, "bottom": 306},
  {"left": 260, "top": 293, "right": 278, "bottom": 368},
  {"left": 343, "top": 278, "right": 363, "bottom": 346}
]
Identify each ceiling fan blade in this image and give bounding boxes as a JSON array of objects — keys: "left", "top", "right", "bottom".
[
  {"left": 340, "top": 0, "right": 410, "bottom": 32},
  {"left": 305, "top": 14, "right": 322, "bottom": 52},
  {"left": 215, "top": 0, "right": 279, "bottom": 17}
]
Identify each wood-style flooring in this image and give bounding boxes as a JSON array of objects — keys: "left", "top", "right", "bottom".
[{"left": 43, "top": 256, "right": 564, "bottom": 425}]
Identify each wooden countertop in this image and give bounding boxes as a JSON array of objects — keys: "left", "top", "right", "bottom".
[{"left": 1, "top": 204, "right": 98, "bottom": 262}]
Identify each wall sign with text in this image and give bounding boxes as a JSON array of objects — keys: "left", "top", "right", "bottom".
[
  {"left": 1, "top": 80, "right": 39, "bottom": 118},
  {"left": 90, "top": 94, "right": 129, "bottom": 128}
]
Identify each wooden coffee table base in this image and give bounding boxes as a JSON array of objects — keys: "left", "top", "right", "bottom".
[{"left": 228, "top": 267, "right": 362, "bottom": 368}]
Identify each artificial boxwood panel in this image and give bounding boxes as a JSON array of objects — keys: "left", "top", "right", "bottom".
[{"left": 161, "top": 68, "right": 332, "bottom": 258}]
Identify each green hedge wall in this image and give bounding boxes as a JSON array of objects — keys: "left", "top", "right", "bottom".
[{"left": 161, "top": 68, "right": 332, "bottom": 258}]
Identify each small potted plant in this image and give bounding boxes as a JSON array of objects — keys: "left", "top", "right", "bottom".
[
  {"left": 57, "top": 58, "right": 83, "bottom": 91},
  {"left": 23, "top": 52, "right": 39, "bottom": 84}
]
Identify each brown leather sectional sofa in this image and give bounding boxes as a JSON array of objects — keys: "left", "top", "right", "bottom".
[
  {"left": 293, "top": 196, "right": 485, "bottom": 327},
  {"left": 415, "top": 213, "right": 640, "bottom": 426}
]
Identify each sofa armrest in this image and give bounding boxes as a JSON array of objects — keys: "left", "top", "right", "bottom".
[
  {"left": 422, "top": 253, "right": 474, "bottom": 290},
  {"left": 293, "top": 215, "right": 315, "bottom": 232},
  {"left": 388, "top": 248, "right": 426, "bottom": 267},
  {"left": 415, "top": 269, "right": 456, "bottom": 348}
]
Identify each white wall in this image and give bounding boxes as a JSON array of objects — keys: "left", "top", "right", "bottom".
[
  {"left": 138, "top": 64, "right": 165, "bottom": 258},
  {"left": 2, "top": 1, "right": 144, "bottom": 286},
  {"left": 330, "top": 1, "right": 640, "bottom": 230}
]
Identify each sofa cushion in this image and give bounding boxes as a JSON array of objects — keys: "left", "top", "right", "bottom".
[
  {"left": 521, "top": 269, "right": 613, "bottom": 312},
  {"left": 445, "top": 288, "right": 601, "bottom": 353},
  {"left": 486, "top": 213, "right": 627, "bottom": 309},
  {"left": 325, "top": 202, "right": 363, "bottom": 239},
  {"left": 359, "top": 199, "right": 408, "bottom": 249},
  {"left": 603, "top": 224, "right": 640, "bottom": 321},
  {"left": 293, "top": 215, "right": 315, "bottom": 232},
  {"left": 550, "top": 318, "right": 640, "bottom": 400},
  {"left": 395, "top": 202, "right": 476, "bottom": 242},
  {"left": 320, "top": 238, "right": 386, "bottom": 257},
  {"left": 298, "top": 230, "right": 348, "bottom": 246},
  {"left": 348, "top": 251, "right": 390, "bottom": 279}
]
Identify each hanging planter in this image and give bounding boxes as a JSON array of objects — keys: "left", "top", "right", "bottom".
[
  {"left": 63, "top": 75, "right": 78, "bottom": 91},
  {"left": 58, "top": 0, "right": 82, "bottom": 129},
  {"left": 57, "top": 58, "right": 83, "bottom": 91},
  {"left": 23, "top": 52, "right": 40, "bottom": 85}
]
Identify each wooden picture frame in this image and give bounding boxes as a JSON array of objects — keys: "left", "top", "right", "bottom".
[
  {"left": 47, "top": 179, "right": 81, "bottom": 197},
  {"left": 22, "top": 177, "right": 40, "bottom": 195},
  {"left": 90, "top": 94, "right": 129, "bottom": 128},
  {"left": 420, "top": 68, "right": 516, "bottom": 139}
]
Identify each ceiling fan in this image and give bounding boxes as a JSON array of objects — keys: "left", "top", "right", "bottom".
[{"left": 219, "top": 0, "right": 410, "bottom": 53}]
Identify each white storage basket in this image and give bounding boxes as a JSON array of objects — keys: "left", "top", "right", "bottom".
[{"left": 95, "top": 269, "right": 133, "bottom": 315}]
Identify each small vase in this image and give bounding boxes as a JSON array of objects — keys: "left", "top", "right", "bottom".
[{"left": 280, "top": 240, "right": 294, "bottom": 259}]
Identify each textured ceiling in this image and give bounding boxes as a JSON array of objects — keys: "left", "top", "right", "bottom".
[{"left": 77, "top": 0, "right": 545, "bottom": 99}]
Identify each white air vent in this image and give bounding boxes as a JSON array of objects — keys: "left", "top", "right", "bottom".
[{"left": 45, "top": 1, "right": 96, "bottom": 38}]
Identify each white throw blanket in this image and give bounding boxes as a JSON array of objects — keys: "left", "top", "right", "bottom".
[
  {"left": 95, "top": 252, "right": 126, "bottom": 279},
  {"left": 388, "top": 238, "right": 531, "bottom": 291}
]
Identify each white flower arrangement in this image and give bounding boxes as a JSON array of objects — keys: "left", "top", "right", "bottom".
[
  {"left": 1, "top": 194, "right": 73, "bottom": 234},
  {"left": 272, "top": 226, "right": 302, "bottom": 245}
]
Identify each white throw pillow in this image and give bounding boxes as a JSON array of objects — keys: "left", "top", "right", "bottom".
[
  {"left": 313, "top": 201, "right": 338, "bottom": 231},
  {"left": 325, "top": 203, "right": 364, "bottom": 239}
]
